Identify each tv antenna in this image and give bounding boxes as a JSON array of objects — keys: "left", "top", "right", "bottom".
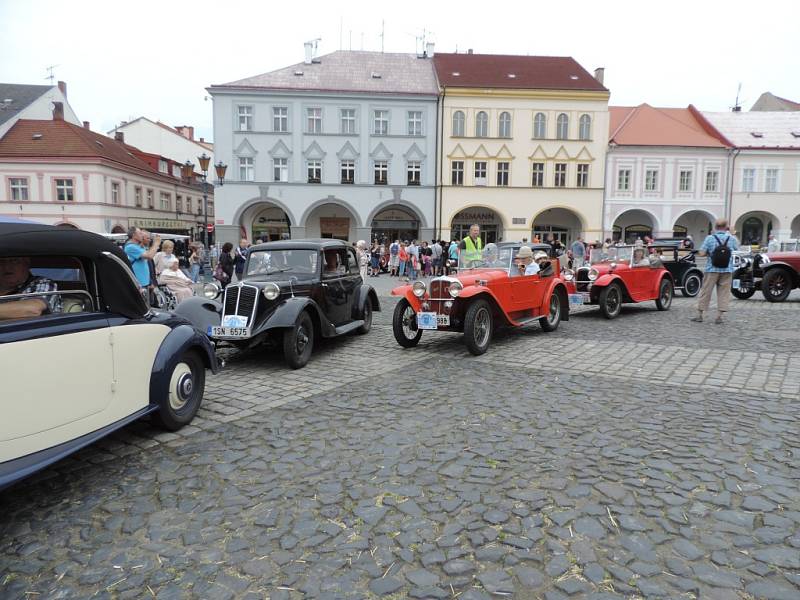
[
  {"left": 732, "top": 83, "right": 743, "bottom": 112},
  {"left": 45, "top": 65, "right": 59, "bottom": 84},
  {"left": 380, "top": 20, "right": 385, "bottom": 53}
]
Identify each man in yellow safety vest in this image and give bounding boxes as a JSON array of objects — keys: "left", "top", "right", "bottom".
[{"left": 459, "top": 224, "right": 483, "bottom": 266}]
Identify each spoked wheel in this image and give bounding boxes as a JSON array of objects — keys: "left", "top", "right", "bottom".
[
  {"left": 682, "top": 273, "right": 702, "bottom": 297},
  {"left": 655, "top": 278, "right": 674, "bottom": 311},
  {"left": 392, "top": 298, "right": 422, "bottom": 347},
  {"left": 539, "top": 292, "right": 562, "bottom": 332},
  {"left": 762, "top": 268, "right": 792, "bottom": 302},
  {"left": 151, "top": 350, "right": 205, "bottom": 431},
  {"left": 464, "top": 299, "right": 493, "bottom": 355},
  {"left": 357, "top": 300, "right": 373, "bottom": 334},
  {"left": 598, "top": 284, "right": 622, "bottom": 319},
  {"left": 283, "top": 311, "right": 314, "bottom": 369}
]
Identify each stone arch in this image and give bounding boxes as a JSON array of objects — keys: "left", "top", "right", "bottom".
[
  {"left": 791, "top": 214, "right": 800, "bottom": 238},
  {"left": 612, "top": 208, "right": 660, "bottom": 243},
  {"left": 232, "top": 196, "right": 297, "bottom": 228},
  {"left": 531, "top": 206, "right": 587, "bottom": 245},
  {"left": 448, "top": 204, "right": 507, "bottom": 245},
  {"left": 300, "top": 197, "right": 363, "bottom": 229},
  {"left": 531, "top": 205, "right": 588, "bottom": 231},
  {"left": 111, "top": 224, "right": 127, "bottom": 234},
  {"left": 672, "top": 208, "right": 717, "bottom": 241},
  {"left": 366, "top": 199, "right": 429, "bottom": 230},
  {"left": 735, "top": 210, "right": 780, "bottom": 246},
  {"left": 54, "top": 220, "right": 80, "bottom": 229}
]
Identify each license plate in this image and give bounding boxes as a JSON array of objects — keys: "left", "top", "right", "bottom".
[
  {"left": 437, "top": 314, "right": 450, "bottom": 326},
  {"left": 568, "top": 293, "right": 585, "bottom": 306},
  {"left": 208, "top": 326, "right": 251, "bottom": 338},
  {"left": 732, "top": 279, "right": 740, "bottom": 289},
  {"left": 222, "top": 314, "right": 248, "bottom": 327},
  {"left": 417, "top": 312, "right": 439, "bottom": 330}
]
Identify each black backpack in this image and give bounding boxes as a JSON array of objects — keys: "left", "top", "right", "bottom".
[{"left": 710, "top": 234, "right": 731, "bottom": 268}]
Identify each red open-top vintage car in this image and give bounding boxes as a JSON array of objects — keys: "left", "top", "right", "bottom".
[
  {"left": 391, "top": 243, "right": 569, "bottom": 355},
  {"left": 564, "top": 245, "right": 674, "bottom": 318}
]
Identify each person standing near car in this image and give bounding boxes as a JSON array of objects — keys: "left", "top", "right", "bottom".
[
  {"left": 389, "top": 239, "right": 400, "bottom": 276},
  {"left": 125, "top": 227, "right": 160, "bottom": 291},
  {"left": 431, "top": 239, "right": 443, "bottom": 276},
  {"left": 692, "top": 218, "right": 739, "bottom": 324},
  {"left": 767, "top": 234, "right": 780, "bottom": 253},
  {"left": 153, "top": 239, "right": 176, "bottom": 276},
  {"left": 356, "top": 240, "right": 369, "bottom": 280},
  {"left": 216, "top": 242, "right": 235, "bottom": 289},
  {"left": 570, "top": 236, "right": 586, "bottom": 269},
  {"left": 460, "top": 224, "right": 483, "bottom": 265},
  {"left": 234, "top": 238, "right": 249, "bottom": 281}
]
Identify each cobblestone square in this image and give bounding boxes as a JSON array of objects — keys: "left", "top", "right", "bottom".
[{"left": 2, "top": 291, "right": 799, "bottom": 599}]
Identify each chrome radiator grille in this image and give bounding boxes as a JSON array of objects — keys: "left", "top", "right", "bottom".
[{"left": 222, "top": 284, "right": 259, "bottom": 323}]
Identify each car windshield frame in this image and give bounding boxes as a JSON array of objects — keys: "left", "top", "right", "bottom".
[
  {"left": 245, "top": 249, "right": 319, "bottom": 278},
  {"left": 589, "top": 246, "right": 633, "bottom": 265},
  {"left": 458, "top": 246, "right": 514, "bottom": 271}
]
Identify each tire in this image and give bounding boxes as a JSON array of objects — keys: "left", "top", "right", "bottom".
[
  {"left": 681, "top": 273, "right": 702, "bottom": 297},
  {"left": 392, "top": 298, "right": 422, "bottom": 348},
  {"left": 731, "top": 287, "right": 756, "bottom": 300},
  {"left": 283, "top": 311, "right": 314, "bottom": 369},
  {"left": 655, "top": 277, "right": 674, "bottom": 311},
  {"left": 598, "top": 284, "right": 622, "bottom": 319},
  {"left": 464, "top": 299, "right": 493, "bottom": 355},
  {"left": 539, "top": 291, "right": 562, "bottom": 332},
  {"left": 357, "top": 300, "right": 373, "bottom": 334},
  {"left": 151, "top": 350, "right": 205, "bottom": 431},
  {"left": 762, "top": 268, "right": 793, "bottom": 302}
]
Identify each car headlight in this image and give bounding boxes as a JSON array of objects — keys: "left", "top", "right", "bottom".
[
  {"left": 412, "top": 280, "right": 426, "bottom": 297},
  {"left": 203, "top": 282, "right": 220, "bottom": 299},
  {"left": 448, "top": 281, "right": 463, "bottom": 298},
  {"left": 588, "top": 268, "right": 599, "bottom": 281},
  {"left": 562, "top": 269, "right": 575, "bottom": 282},
  {"left": 262, "top": 282, "right": 280, "bottom": 300}
]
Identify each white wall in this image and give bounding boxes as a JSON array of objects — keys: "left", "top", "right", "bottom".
[
  {"left": 0, "top": 87, "right": 80, "bottom": 139},
  {"left": 110, "top": 119, "right": 214, "bottom": 167}
]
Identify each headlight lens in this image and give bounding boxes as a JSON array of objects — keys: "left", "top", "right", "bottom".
[
  {"left": 412, "top": 280, "right": 426, "bottom": 297},
  {"left": 448, "top": 281, "right": 463, "bottom": 298},
  {"left": 562, "top": 269, "right": 575, "bottom": 282},
  {"left": 262, "top": 282, "right": 280, "bottom": 300},
  {"left": 203, "top": 282, "right": 220, "bottom": 299},
  {"left": 588, "top": 268, "right": 599, "bottom": 281}
]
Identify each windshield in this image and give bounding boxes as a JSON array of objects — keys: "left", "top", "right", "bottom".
[
  {"left": 246, "top": 249, "right": 318, "bottom": 277},
  {"left": 589, "top": 246, "right": 633, "bottom": 265},
  {"left": 458, "top": 245, "right": 513, "bottom": 271}
]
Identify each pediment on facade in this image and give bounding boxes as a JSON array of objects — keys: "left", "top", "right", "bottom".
[
  {"left": 268, "top": 139, "right": 292, "bottom": 158},
  {"left": 575, "top": 146, "right": 594, "bottom": 161},
  {"left": 369, "top": 142, "right": 393, "bottom": 161},
  {"left": 495, "top": 144, "right": 514, "bottom": 159},
  {"left": 303, "top": 140, "right": 326, "bottom": 160},
  {"left": 336, "top": 140, "right": 359, "bottom": 160},
  {"left": 448, "top": 143, "right": 467, "bottom": 158},
  {"left": 472, "top": 144, "right": 490, "bottom": 158},
  {"left": 403, "top": 142, "right": 426, "bottom": 161},
  {"left": 528, "top": 145, "right": 548, "bottom": 160},
  {"left": 234, "top": 138, "right": 257, "bottom": 156},
  {"left": 553, "top": 145, "right": 571, "bottom": 160}
]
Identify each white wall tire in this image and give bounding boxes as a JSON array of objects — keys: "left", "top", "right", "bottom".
[{"left": 151, "top": 351, "right": 205, "bottom": 431}]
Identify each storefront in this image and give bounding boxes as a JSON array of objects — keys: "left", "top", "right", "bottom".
[
  {"left": 532, "top": 208, "right": 583, "bottom": 245},
  {"left": 320, "top": 217, "right": 350, "bottom": 241},
  {"left": 371, "top": 207, "right": 419, "bottom": 243},
  {"left": 251, "top": 206, "right": 291, "bottom": 242},
  {"left": 450, "top": 209, "right": 502, "bottom": 244}
]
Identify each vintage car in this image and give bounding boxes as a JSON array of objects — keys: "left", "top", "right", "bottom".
[
  {"left": 176, "top": 239, "right": 380, "bottom": 369},
  {"left": 0, "top": 221, "right": 217, "bottom": 490},
  {"left": 564, "top": 245, "right": 674, "bottom": 318},
  {"left": 731, "top": 248, "right": 800, "bottom": 302},
  {"left": 391, "top": 243, "right": 570, "bottom": 355},
  {"left": 648, "top": 241, "right": 704, "bottom": 297}
]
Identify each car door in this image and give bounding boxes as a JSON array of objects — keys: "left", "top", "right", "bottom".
[
  {"left": 320, "top": 249, "right": 352, "bottom": 326},
  {"left": 625, "top": 261, "right": 652, "bottom": 299},
  {"left": 510, "top": 273, "right": 546, "bottom": 315}
]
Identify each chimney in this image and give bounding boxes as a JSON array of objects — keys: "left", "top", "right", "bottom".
[
  {"left": 425, "top": 42, "right": 435, "bottom": 58},
  {"left": 114, "top": 131, "right": 125, "bottom": 143},
  {"left": 594, "top": 68, "right": 605, "bottom": 85},
  {"left": 83, "top": 121, "right": 90, "bottom": 129},
  {"left": 175, "top": 125, "right": 195, "bottom": 140},
  {"left": 57, "top": 80, "right": 67, "bottom": 98},
  {"left": 199, "top": 137, "right": 205, "bottom": 143},
  {"left": 52, "top": 101, "right": 64, "bottom": 121},
  {"left": 304, "top": 42, "right": 313, "bottom": 65},
  {"left": 467, "top": 48, "right": 473, "bottom": 54}
]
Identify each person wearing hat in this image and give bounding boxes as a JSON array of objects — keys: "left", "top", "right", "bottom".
[
  {"left": 481, "top": 243, "right": 506, "bottom": 268},
  {"left": 632, "top": 239, "right": 650, "bottom": 267},
  {"left": 512, "top": 246, "right": 540, "bottom": 276}
]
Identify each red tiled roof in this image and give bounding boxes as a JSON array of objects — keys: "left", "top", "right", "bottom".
[
  {"left": 609, "top": 104, "right": 729, "bottom": 147},
  {"left": 432, "top": 53, "right": 607, "bottom": 91}
]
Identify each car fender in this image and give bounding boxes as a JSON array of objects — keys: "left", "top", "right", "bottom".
[
  {"left": 649, "top": 271, "right": 674, "bottom": 297},
  {"left": 761, "top": 262, "right": 800, "bottom": 287},
  {"left": 173, "top": 296, "right": 222, "bottom": 332},
  {"left": 149, "top": 323, "right": 219, "bottom": 406},
  {"left": 258, "top": 296, "right": 337, "bottom": 338},
  {"left": 456, "top": 286, "right": 516, "bottom": 326},
  {"left": 544, "top": 279, "right": 570, "bottom": 321},
  {"left": 352, "top": 284, "right": 381, "bottom": 320},
  {"left": 391, "top": 285, "right": 424, "bottom": 312},
  {"left": 682, "top": 267, "right": 704, "bottom": 284},
  {"left": 592, "top": 273, "right": 633, "bottom": 302}
]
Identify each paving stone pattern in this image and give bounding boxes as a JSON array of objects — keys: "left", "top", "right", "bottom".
[{"left": 1, "top": 292, "right": 799, "bottom": 599}]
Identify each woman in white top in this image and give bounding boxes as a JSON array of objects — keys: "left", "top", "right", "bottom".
[
  {"left": 153, "top": 240, "right": 175, "bottom": 276},
  {"left": 158, "top": 257, "right": 194, "bottom": 303}
]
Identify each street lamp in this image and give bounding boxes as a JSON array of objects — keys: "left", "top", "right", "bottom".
[
  {"left": 181, "top": 161, "right": 196, "bottom": 241},
  {"left": 197, "top": 153, "right": 212, "bottom": 249}
]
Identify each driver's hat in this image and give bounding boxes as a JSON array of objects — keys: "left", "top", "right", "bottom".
[
  {"left": 533, "top": 250, "right": 548, "bottom": 262},
  {"left": 516, "top": 246, "right": 533, "bottom": 259}
]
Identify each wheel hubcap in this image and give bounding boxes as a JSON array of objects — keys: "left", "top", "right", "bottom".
[
  {"left": 169, "top": 363, "right": 193, "bottom": 411},
  {"left": 474, "top": 308, "right": 490, "bottom": 346},
  {"left": 402, "top": 307, "right": 417, "bottom": 338},
  {"left": 549, "top": 296, "right": 559, "bottom": 323},
  {"left": 771, "top": 277, "right": 787, "bottom": 295},
  {"left": 296, "top": 326, "right": 309, "bottom": 353},
  {"left": 608, "top": 290, "right": 619, "bottom": 312}
]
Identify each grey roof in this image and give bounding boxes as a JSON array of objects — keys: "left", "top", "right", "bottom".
[
  {"left": 0, "top": 83, "right": 53, "bottom": 126},
  {"left": 212, "top": 51, "right": 439, "bottom": 96},
  {"left": 702, "top": 111, "right": 800, "bottom": 149}
]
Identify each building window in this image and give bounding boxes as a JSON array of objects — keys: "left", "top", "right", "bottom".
[
  {"left": 765, "top": 168, "right": 779, "bottom": 192},
  {"left": 475, "top": 111, "right": 488, "bottom": 137},
  {"left": 554, "top": 163, "right": 567, "bottom": 187},
  {"left": 55, "top": 178, "right": 74, "bottom": 201},
  {"left": 176, "top": 195, "right": 183, "bottom": 213},
  {"left": 374, "top": 160, "right": 388, "bottom": 185},
  {"left": 474, "top": 161, "right": 487, "bottom": 185},
  {"left": 617, "top": 168, "right": 631, "bottom": 191},
  {"left": 111, "top": 182, "right": 120, "bottom": 204},
  {"left": 742, "top": 168, "right": 755, "bottom": 192},
  {"left": 134, "top": 187, "right": 142, "bottom": 207},
  {"left": 273, "top": 107, "right": 288, "bottom": 132},
  {"left": 645, "top": 169, "right": 659, "bottom": 192},
  {"left": 451, "top": 161, "right": 464, "bottom": 185},
  {"left": 239, "top": 157, "right": 254, "bottom": 181},
  {"left": 496, "top": 161, "right": 510, "bottom": 186},
  {"left": 533, "top": 113, "right": 547, "bottom": 139},
  {"left": 407, "top": 161, "right": 421, "bottom": 185},
  {"left": 172, "top": 164, "right": 181, "bottom": 178},
  {"left": 185, "top": 197, "right": 192, "bottom": 213},
  {"left": 9, "top": 177, "right": 29, "bottom": 201},
  {"left": 158, "top": 159, "right": 168, "bottom": 174},
  {"left": 146, "top": 189, "right": 154, "bottom": 208},
  {"left": 452, "top": 110, "right": 465, "bottom": 136},
  {"left": 373, "top": 110, "right": 389, "bottom": 135},
  {"left": 159, "top": 192, "right": 171, "bottom": 211},
  {"left": 307, "top": 107, "right": 322, "bottom": 133},
  {"left": 556, "top": 114, "right": 569, "bottom": 140},
  {"left": 679, "top": 169, "right": 693, "bottom": 192},
  {"left": 576, "top": 164, "right": 589, "bottom": 188},
  {"left": 340, "top": 160, "right": 355, "bottom": 183},
  {"left": 307, "top": 160, "right": 322, "bottom": 183},
  {"left": 705, "top": 170, "right": 719, "bottom": 192},
  {"left": 407, "top": 111, "right": 423, "bottom": 136},
  {"left": 579, "top": 114, "right": 591, "bottom": 140},
  {"left": 498, "top": 112, "right": 511, "bottom": 138},
  {"left": 340, "top": 109, "right": 356, "bottom": 134},
  {"left": 531, "top": 162, "right": 544, "bottom": 187},
  {"left": 273, "top": 158, "right": 288, "bottom": 182},
  {"left": 237, "top": 105, "right": 253, "bottom": 131}
]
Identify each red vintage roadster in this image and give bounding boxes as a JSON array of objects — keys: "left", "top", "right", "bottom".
[
  {"left": 391, "top": 243, "right": 570, "bottom": 355},
  {"left": 564, "top": 245, "right": 674, "bottom": 318}
]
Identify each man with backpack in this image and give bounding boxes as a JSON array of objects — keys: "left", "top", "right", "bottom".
[{"left": 692, "top": 218, "right": 739, "bottom": 324}]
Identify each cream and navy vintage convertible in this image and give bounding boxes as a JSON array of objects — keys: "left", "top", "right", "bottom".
[{"left": 0, "top": 221, "right": 217, "bottom": 490}]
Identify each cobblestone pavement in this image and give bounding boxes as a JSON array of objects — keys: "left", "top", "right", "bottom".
[{"left": 1, "top": 290, "right": 799, "bottom": 599}]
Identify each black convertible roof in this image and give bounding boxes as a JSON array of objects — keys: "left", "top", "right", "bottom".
[{"left": 250, "top": 238, "right": 351, "bottom": 251}]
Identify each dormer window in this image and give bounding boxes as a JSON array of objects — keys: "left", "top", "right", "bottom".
[
  {"left": 750, "top": 131, "right": 764, "bottom": 138},
  {"left": 371, "top": 72, "right": 382, "bottom": 79}
]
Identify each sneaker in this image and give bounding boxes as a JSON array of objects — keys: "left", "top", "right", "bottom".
[
  {"left": 690, "top": 315, "right": 703, "bottom": 323},
  {"left": 714, "top": 316, "right": 723, "bottom": 324}
]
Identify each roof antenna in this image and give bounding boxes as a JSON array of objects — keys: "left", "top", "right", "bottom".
[
  {"left": 732, "top": 83, "right": 742, "bottom": 112},
  {"left": 45, "top": 65, "right": 59, "bottom": 84},
  {"left": 380, "top": 19, "right": 385, "bottom": 53}
]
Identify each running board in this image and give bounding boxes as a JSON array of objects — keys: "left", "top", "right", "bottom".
[
  {"left": 510, "top": 315, "right": 541, "bottom": 326},
  {"left": 334, "top": 320, "right": 364, "bottom": 336}
]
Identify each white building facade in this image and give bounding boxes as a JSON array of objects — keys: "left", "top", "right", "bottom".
[
  {"left": 208, "top": 49, "right": 439, "bottom": 245},
  {"left": 108, "top": 117, "right": 214, "bottom": 169}
]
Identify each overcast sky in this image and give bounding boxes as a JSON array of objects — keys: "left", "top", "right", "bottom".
[{"left": 2, "top": 0, "right": 798, "bottom": 142}]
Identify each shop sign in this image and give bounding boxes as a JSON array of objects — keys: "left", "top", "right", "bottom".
[
  {"left": 320, "top": 217, "right": 349, "bottom": 237},
  {"left": 453, "top": 210, "right": 498, "bottom": 224},
  {"left": 512, "top": 217, "right": 526, "bottom": 225},
  {"left": 129, "top": 218, "right": 185, "bottom": 229}
]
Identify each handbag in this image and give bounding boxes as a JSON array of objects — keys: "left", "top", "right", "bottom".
[{"left": 213, "top": 263, "right": 229, "bottom": 283}]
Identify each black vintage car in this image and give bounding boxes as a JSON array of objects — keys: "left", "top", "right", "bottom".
[
  {"left": 176, "top": 239, "right": 380, "bottom": 369},
  {"left": 648, "top": 241, "right": 704, "bottom": 297},
  {"left": 731, "top": 249, "right": 800, "bottom": 302}
]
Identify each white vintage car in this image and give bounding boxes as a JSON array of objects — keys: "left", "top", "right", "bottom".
[{"left": 0, "top": 221, "right": 218, "bottom": 490}]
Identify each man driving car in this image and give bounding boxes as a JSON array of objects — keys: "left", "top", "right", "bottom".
[
  {"left": 0, "top": 256, "right": 61, "bottom": 320},
  {"left": 512, "top": 246, "right": 540, "bottom": 276}
]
